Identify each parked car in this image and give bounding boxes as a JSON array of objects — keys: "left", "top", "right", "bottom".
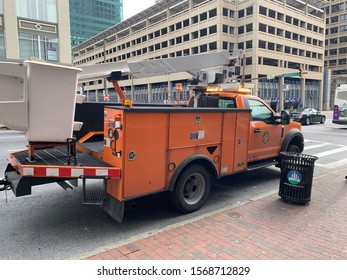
[{"left": 290, "top": 108, "right": 326, "bottom": 125}]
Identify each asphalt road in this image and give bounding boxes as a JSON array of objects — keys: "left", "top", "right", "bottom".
[{"left": 0, "top": 116, "right": 346, "bottom": 260}]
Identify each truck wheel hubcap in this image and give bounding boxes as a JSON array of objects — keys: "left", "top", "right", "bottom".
[{"left": 183, "top": 173, "right": 205, "bottom": 205}]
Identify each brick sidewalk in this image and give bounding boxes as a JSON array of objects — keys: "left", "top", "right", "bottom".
[{"left": 84, "top": 170, "right": 347, "bottom": 260}]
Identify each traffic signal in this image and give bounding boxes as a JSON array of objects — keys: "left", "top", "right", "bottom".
[{"left": 299, "top": 68, "right": 304, "bottom": 78}]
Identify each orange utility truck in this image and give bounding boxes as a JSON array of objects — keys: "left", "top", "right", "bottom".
[{"left": 0, "top": 51, "right": 304, "bottom": 222}]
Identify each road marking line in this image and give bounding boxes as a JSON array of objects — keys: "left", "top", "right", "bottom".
[
  {"left": 312, "top": 146, "right": 347, "bottom": 158},
  {"left": 316, "top": 158, "right": 347, "bottom": 169},
  {"left": 304, "top": 144, "right": 327, "bottom": 150}
]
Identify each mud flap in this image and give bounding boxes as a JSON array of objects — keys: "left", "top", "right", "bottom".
[{"left": 102, "top": 193, "right": 124, "bottom": 223}]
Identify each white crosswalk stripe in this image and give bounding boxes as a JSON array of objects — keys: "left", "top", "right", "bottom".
[{"left": 304, "top": 139, "right": 347, "bottom": 169}]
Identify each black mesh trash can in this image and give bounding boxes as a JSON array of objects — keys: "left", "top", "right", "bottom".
[{"left": 279, "top": 152, "right": 318, "bottom": 204}]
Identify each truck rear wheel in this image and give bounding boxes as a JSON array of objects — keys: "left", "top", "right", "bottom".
[{"left": 170, "top": 164, "right": 211, "bottom": 213}]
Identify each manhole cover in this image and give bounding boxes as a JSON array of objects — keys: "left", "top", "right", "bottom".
[{"left": 227, "top": 211, "right": 241, "bottom": 219}]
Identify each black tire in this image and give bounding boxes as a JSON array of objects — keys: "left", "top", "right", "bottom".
[
  {"left": 169, "top": 164, "right": 211, "bottom": 213},
  {"left": 320, "top": 116, "right": 326, "bottom": 124},
  {"left": 305, "top": 117, "right": 311, "bottom": 125},
  {"left": 287, "top": 144, "right": 301, "bottom": 153}
]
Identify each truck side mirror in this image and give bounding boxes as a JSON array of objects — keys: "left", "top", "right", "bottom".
[{"left": 280, "top": 110, "right": 290, "bottom": 125}]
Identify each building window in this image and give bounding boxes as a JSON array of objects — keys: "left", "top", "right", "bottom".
[
  {"left": 339, "top": 47, "right": 347, "bottom": 54},
  {"left": 208, "top": 25, "right": 216, "bottom": 35},
  {"left": 223, "top": 8, "right": 228, "bottom": 17},
  {"left": 200, "top": 44, "right": 207, "bottom": 53},
  {"left": 331, "top": 3, "right": 345, "bottom": 13},
  {"left": 339, "top": 58, "right": 347, "bottom": 66},
  {"left": 223, "top": 24, "right": 228, "bottom": 33},
  {"left": 330, "top": 27, "right": 338, "bottom": 34},
  {"left": 268, "top": 26, "right": 275, "bottom": 35},
  {"left": 238, "top": 26, "right": 244, "bottom": 35},
  {"left": 238, "top": 42, "right": 244, "bottom": 50},
  {"left": 259, "top": 23, "right": 266, "bottom": 32},
  {"left": 209, "top": 41, "right": 217, "bottom": 51},
  {"left": 340, "top": 25, "right": 347, "bottom": 32},
  {"left": 200, "top": 28, "right": 207, "bottom": 37},
  {"left": 293, "top": 18, "right": 299, "bottom": 26},
  {"left": 246, "top": 6, "right": 253, "bottom": 16},
  {"left": 246, "top": 23, "right": 253, "bottom": 32},
  {"left": 259, "top": 6, "right": 267, "bottom": 16},
  {"left": 259, "top": 40, "right": 266, "bottom": 49},
  {"left": 286, "top": 15, "right": 292, "bottom": 24},
  {"left": 329, "top": 60, "right": 337, "bottom": 67},
  {"left": 330, "top": 49, "right": 337, "bottom": 55},
  {"left": 277, "top": 12, "right": 284, "bottom": 21},
  {"left": 269, "top": 9, "right": 276, "bottom": 19},
  {"left": 0, "top": 0, "right": 3, "bottom": 13},
  {"left": 238, "top": 9, "right": 244, "bottom": 19},
  {"left": 183, "top": 19, "right": 189, "bottom": 27},
  {"left": 200, "top": 12, "right": 207, "bottom": 21},
  {"left": 223, "top": 41, "right": 228, "bottom": 50},
  {"left": 17, "top": 0, "right": 57, "bottom": 23},
  {"left": 18, "top": 32, "right": 58, "bottom": 61},
  {"left": 209, "top": 8, "right": 217, "bottom": 18},
  {"left": 340, "top": 36, "right": 347, "bottom": 43},
  {"left": 246, "top": 40, "right": 252, "bottom": 49},
  {"left": 330, "top": 38, "right": 338, "bottom": 45},
  {"left": 191, "top": 15, "right": 198, "bottom": 24},
  {"left": 263, "top": 58, "right": 278, "bottom": 67}
]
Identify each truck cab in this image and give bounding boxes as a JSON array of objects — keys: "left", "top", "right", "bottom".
[{"left": 188, "top": 87, "right": 304, "bottom": 169}]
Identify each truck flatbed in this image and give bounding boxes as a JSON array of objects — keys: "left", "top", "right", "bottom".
[{"left": 11, "top": 145, "right": 109, "bottom": 167}]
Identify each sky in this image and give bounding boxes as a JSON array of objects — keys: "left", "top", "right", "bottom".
[{"left": 123, "top": 0, "right": 156, "bottom": 20}]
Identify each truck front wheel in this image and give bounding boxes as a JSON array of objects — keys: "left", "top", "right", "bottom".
[
  {"left": 287, "top": 144, "right": 301, "bottom": 153},
  {"left": 170, "top": 164, "right": 211, "bottom": 213}
]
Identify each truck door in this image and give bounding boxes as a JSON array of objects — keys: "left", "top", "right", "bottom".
[{"left": 244, "top": 98, "right": 283, "bottom": 162}]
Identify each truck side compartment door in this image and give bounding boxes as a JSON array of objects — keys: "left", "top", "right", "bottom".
[{"left": 244, "top": 98, "right": 283, "bottom": 162}]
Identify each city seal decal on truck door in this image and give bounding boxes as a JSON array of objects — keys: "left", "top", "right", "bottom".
[
  {"left": 195, "top": 115, "right": 201, "bottom": 124},
  {"left": 262, "top": 131, "right": 269, "bottom": 143}
]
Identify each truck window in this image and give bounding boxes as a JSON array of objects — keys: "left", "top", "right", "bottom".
[
  {"left": 246, "top": 99, "right": 273, "bottom": 124},
  {"left": 219, "top": 98, "right": 236, "bottom": 108}
]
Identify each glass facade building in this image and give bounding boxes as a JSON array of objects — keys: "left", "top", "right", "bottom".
[{"left": 70, "top": 0, "right": 123, "bottom": 47}]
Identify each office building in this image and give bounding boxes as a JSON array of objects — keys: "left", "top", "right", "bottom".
[
  {"left": 0, "top": 0, "right": 71, "bottom": 64},
  {"left": 324, "top": 0, "right": 347, "bottom": 105},
  {"left": 72, "top": 0, "right": 327, "bottom": 110},
  {"left": 70, "top": 0, "right": 123, "bottom": 47}
]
